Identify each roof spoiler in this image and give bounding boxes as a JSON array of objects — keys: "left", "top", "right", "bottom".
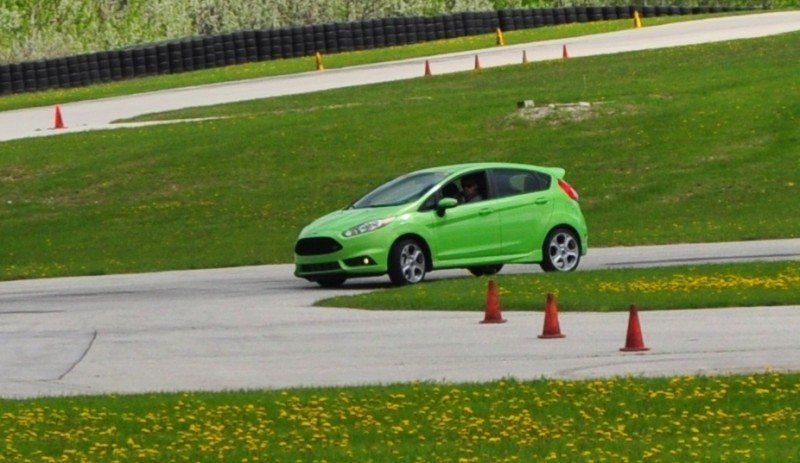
[{"left": 541, "top": 167, "right": 566, "bottom": 179}]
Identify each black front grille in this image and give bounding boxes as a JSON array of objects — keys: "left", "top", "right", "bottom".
[
  {"left": 299, "top": 262, "right": 342, "bottom": 273},
  {"left": 295, "top": 237, "right": 343, "bottom": 256}
]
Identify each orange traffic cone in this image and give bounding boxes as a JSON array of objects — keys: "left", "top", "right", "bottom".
[
  {"left": 474, "top": 54, "right": 481, "bottom": 70},
  {"left": 54, "top": 105, "right": 65, "bottom": 129},
  {"left": 538, "top": 293, "right": 565, "bottom": 338},
  {"left": 562, "top": 45, "right": 569, "bottom": 60},
  {"left": 424, "top": 60, "right": 432, "bottom": 76},
  {"left": 481, "top": 280, "right": 506, "bottom": 324},
  {"left": 522, "top": 50, "right": 529, "bottom": 64},
  {"left": 620, "top": 305, "right": 650, "bottom": 352},
  {"left": 315, "top": 51, "right": 325, "bottom": 71}
]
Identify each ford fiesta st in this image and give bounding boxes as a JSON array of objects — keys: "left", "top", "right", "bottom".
[{"left": 294, "top": 162, "right": 588, "bottom": 286}]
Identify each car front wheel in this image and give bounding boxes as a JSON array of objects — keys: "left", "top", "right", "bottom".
[
  {"left": 541, "top": 228, "right": 581, "bottom": 272},
  {"left": 388, "top": 238, "right": 427, "bottom": 285}
]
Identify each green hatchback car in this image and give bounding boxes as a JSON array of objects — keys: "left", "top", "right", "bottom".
[{"left": 294, "top": 162, "right": 588, "bottom": 286}]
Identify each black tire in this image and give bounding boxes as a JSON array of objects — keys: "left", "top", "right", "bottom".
[
  {"left": 467, "top": 264, "right": 504, "bottom": 277},
  {"left": 540, "top": 228, "right": 581, "bottom": 272},
  {"left": 388, "top": 238, "right": 427, "bottom": 285},
  {"left": 315, "top": 275, "right": 347, "bottom": 287}
]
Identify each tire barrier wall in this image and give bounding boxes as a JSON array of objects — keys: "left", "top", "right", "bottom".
[{"left": 0, "top": 5, "right": 754, "bottom": 97}]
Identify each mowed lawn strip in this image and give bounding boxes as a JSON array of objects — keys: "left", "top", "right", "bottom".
[
  {"left": 1, "top": 32, "right": 799, "bottom": 280},
  {"left": 0, "top": 15, "right": 727, "bottom": 113},
  {"left": 318, "top": 260, "right": 800, "bottom": 311},
  {"left": 1, "top": 373, "right": 798, "bottom": 462}
]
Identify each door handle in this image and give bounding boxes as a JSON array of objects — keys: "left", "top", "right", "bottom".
[
  {"left": 535, "top": 198, "right": 550, "bottom": 205},
  {"left": 479, "top": 208, "right": 492, "bottom": 216}
]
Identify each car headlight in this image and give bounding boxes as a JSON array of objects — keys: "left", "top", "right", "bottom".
[{"left": 343, "top": 217, "right": 395, "bottom": 237}]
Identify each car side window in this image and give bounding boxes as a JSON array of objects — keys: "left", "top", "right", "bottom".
[
  {"left": 491, "top": 169, "right": 551, "bottom": 199},
  {"left": 441, "top": 182, "right": 460, "bottom": 200},
  {"left": 419, "top": 172, "right": 490, "bottom": 210},
  {"left": 419, "top": 190, "right": 440, "bottom": 211},
  {"left": 420, "top": 181, "right": 459, "bottom": 211},
  {"left": 456, "top": 171, "right": 488, "bottom": 203}
]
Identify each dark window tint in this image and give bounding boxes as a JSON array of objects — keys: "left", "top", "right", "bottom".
[{"left": 492, "top": 169, "right": 551, "bottom": 198}]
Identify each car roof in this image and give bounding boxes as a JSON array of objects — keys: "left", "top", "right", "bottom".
[{"left": 413, "top": 162, "right": 565, "bottom": 179}]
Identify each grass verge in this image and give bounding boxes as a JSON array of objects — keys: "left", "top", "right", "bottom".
[
  {"left": 1, "top": 373, "right": 798, "bottom": 462},
  {"left": 0, "top": 15, "right": 729, "bottom": 113},
  {"left": 318, "top": 261, "right": 800, "bottom": 311}
]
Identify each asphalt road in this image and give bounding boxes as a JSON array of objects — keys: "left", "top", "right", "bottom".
[
  {"left": 2, "top": 13, "right": 800, "bottom": 398},
  {"left": 2, "top": 239, "right": 799, "bottom": 398},
  {"left": 1, "top": 11, "right": 799, "bottom": 142}
]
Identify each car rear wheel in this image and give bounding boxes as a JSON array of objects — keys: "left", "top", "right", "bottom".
[
  {"left": 467, "top": 265, "right": 504, "bottom": 277},
  {"left": 315, "top": 275, "right": 347, "bottom": 287},
  {"left": 541, "top": 228, "right": 580, "bottom": 272},
  {"left": 388, "top": 238, "right": 426, "bottom": 285}
]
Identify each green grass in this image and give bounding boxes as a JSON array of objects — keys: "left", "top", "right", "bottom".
[
  {"left": 318, "top": 260, "right": 800, "bottom": 310},
  {"left": 1, "top": 18, "right": 798, "bottom": 462},
  {"left": 0, "top": 15, "right": 731, "bottom": 113},
  {"left": 1, "top": 373, "right": 798, "bottom": 462},
  {"left": 1, "top": 30, "right": 799, "bottom": 280}
]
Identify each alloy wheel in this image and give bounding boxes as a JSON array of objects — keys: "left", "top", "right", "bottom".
[
  {"left": 400, "top": 242, "right": 426, "bottom": 283},
  {"left": 547, "top": 231, "right": 580, "bottom": 271}
]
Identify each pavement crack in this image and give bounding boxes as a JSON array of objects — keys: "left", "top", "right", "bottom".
[{"left": 58, "top": 330, "right": 98, "bottom": 380}]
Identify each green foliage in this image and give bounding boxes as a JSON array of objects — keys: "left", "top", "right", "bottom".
[
  {"left": 1, "top": 0, "right": 497, "bottom": 63},
  {"left": 1, "top": 373, "right": 798, "bottom": 461},
  {"left": 2, "top": 0, "right": 797, "bottom": 63}
]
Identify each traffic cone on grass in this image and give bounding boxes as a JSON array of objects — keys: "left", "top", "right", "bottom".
[
  {"left": 620, "top": 305, "right": 650, "bottom": 352},
  {"left": 54, "top": 105, "right": 65, "bottom": 129},
  {"left": 633, "top": 10, "right": 643, "bottom": 29},
  {"left": 481, "top": 280, "right": 506, "bottom": 324},
  {"left": 562, "top": 45, "right": 570, "bottom": 60},
  {"left": 538, "top": 293, "right": 565, "bottom": 338}
]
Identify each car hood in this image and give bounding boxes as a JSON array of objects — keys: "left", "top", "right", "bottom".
[{"left": 299, "top": 205, "right": 409, "bottom": 237}]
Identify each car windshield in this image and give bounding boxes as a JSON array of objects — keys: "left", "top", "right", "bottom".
[{"left": 350, "top": 172, "right": 449, "bottom": 209}]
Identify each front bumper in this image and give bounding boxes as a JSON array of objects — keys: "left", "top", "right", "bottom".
[{"left": 294, "top": 229, "right": 392, "bottom": 280}]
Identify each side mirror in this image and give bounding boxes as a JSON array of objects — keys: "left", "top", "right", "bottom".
[{"left": 436, "top": 197, "right": 458, "bottom": 217}]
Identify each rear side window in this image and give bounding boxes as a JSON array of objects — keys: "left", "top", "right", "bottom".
[{"left": 491, "top": 169, "right": 551, "bottom": 198}]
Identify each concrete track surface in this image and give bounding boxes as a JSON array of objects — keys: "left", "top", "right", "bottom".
[
  {"left": 2, "top": 13, "right": 799, "bottom": 398},
  {"left": 2, "top": 239, "right": 799, "bottom": 398},
  {"left": 1, "top": 11, "right": 799, "bottom": 142}
]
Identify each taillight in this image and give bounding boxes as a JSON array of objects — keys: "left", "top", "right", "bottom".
[{"left": 558, "top": 179, "right": 580, "bottom": 201}]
